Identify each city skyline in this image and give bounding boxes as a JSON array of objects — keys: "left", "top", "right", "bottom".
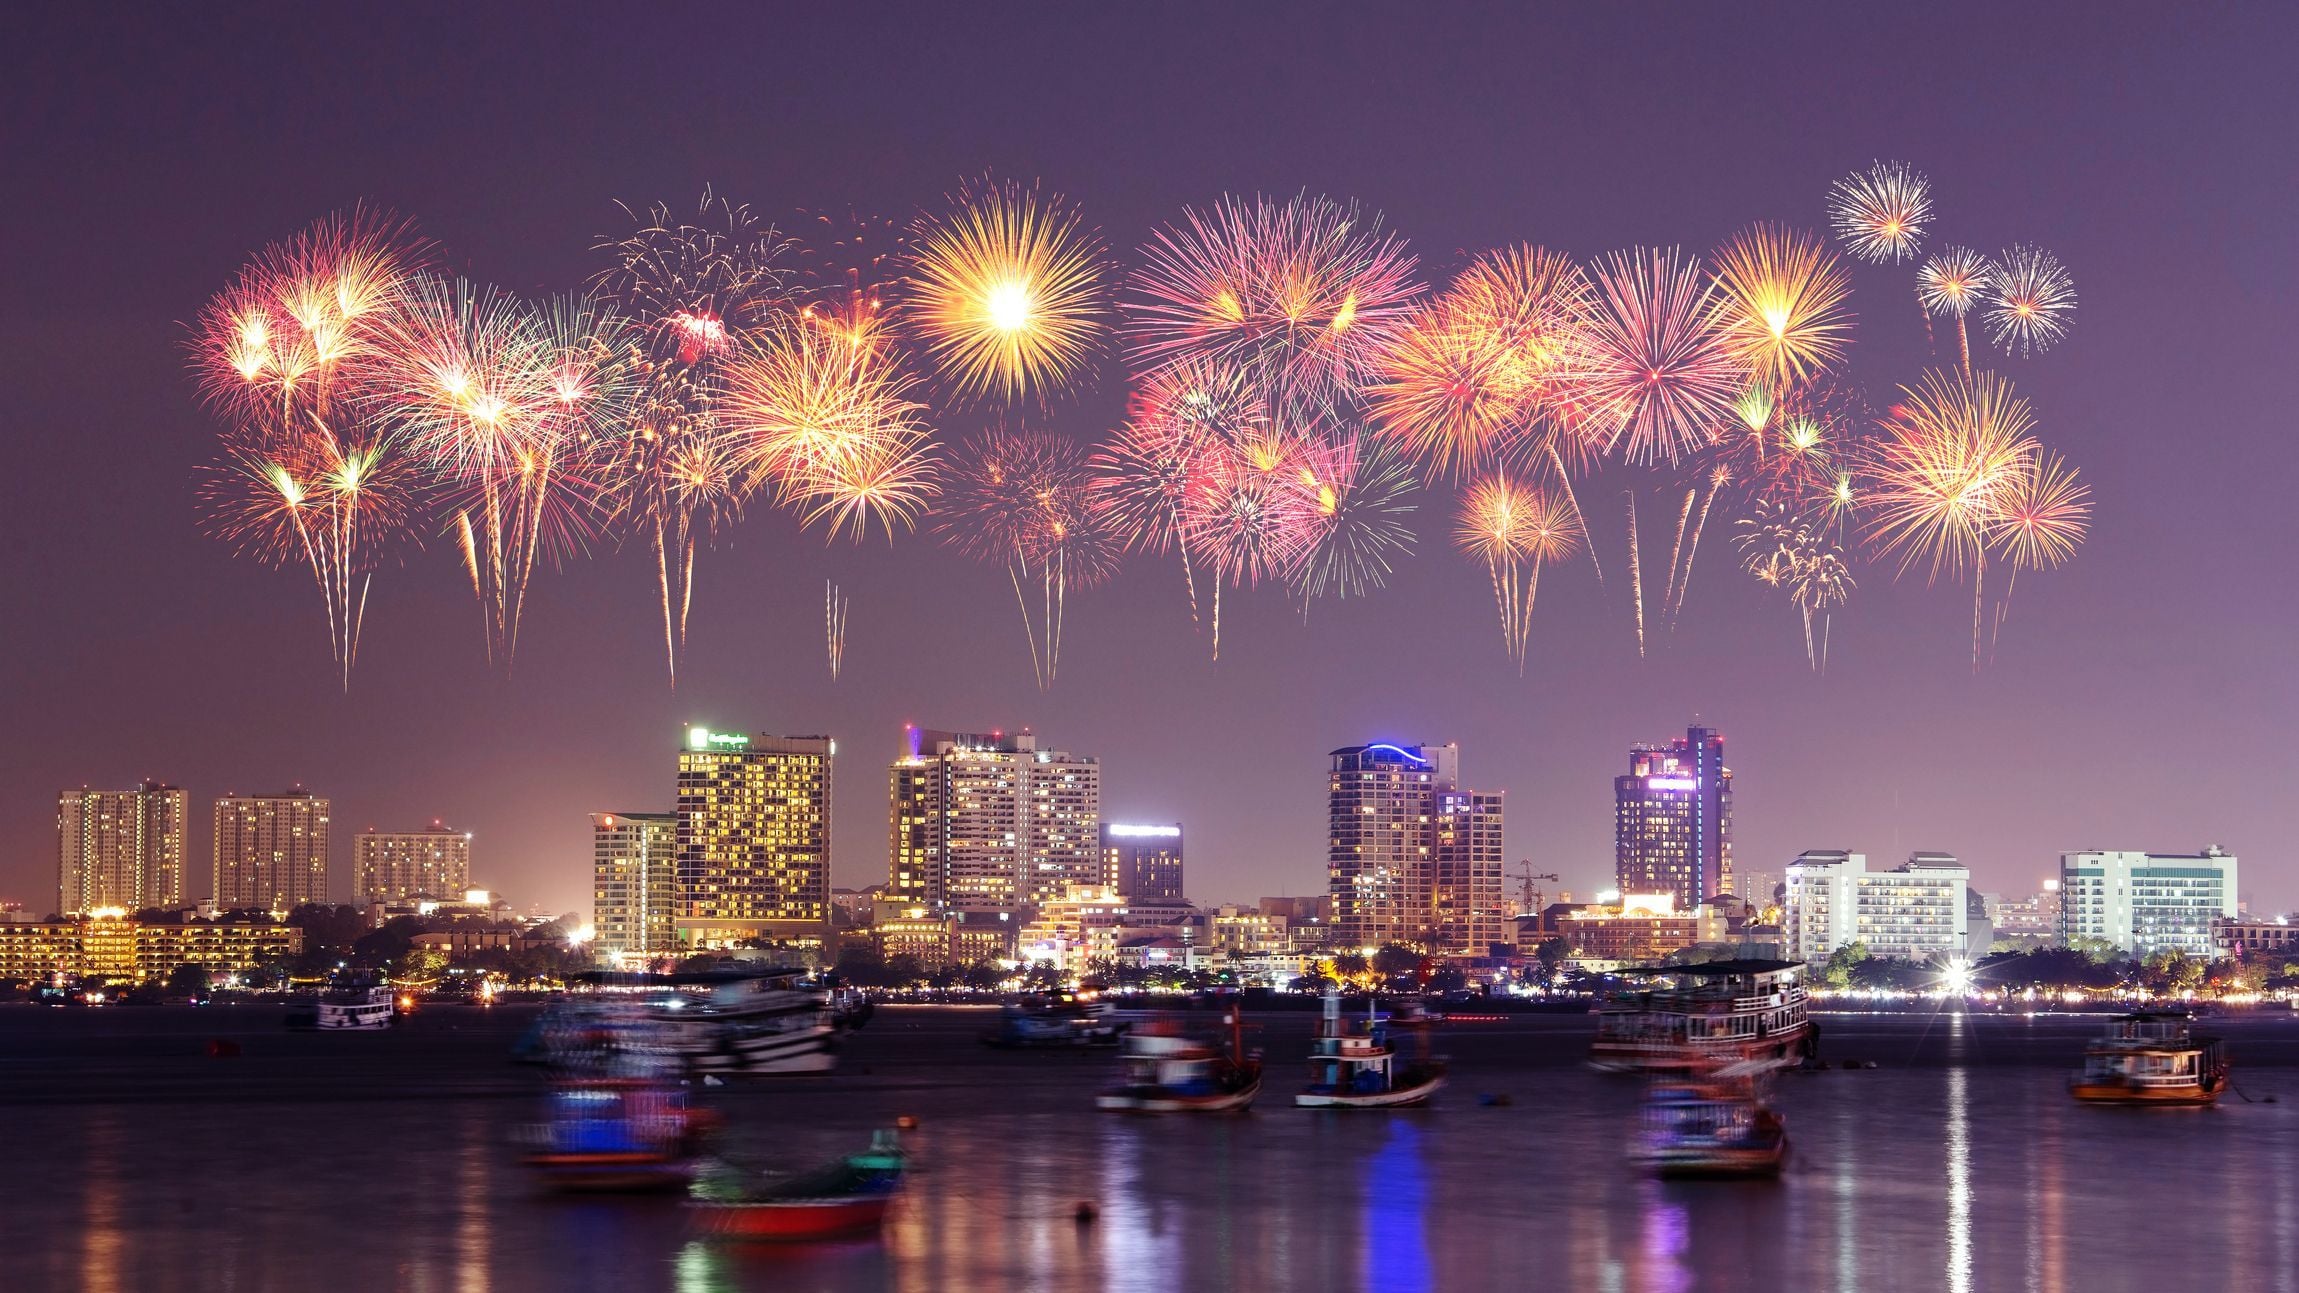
[{"left": 5, "top": 6, "right": 2293, "bottom": 921}]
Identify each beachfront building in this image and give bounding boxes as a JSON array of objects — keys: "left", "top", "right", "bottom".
[{"left": 2059, "top": 848, "right": 2238, "bottom": 959}]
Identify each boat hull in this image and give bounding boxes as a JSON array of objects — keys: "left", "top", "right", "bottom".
[
  {"left": 523, "top": 1152, "right": 697, "bottom": 1192},
  {"left": 691, "top": 1196, "right": 892, "bottom": 1241},
  {"left": 1295, "top": 1075, "right": 1443, "bottom": 1109},
  {"left": 1641, "top": 1141, "right": 1788, "bottom": 1179},
  {"left": 1590, "top": 1033, "right": 1805, "bottom": 1074},
  {"left": 1096, "top": 1077, "right": 1260, "bottom": 1113},
  {"left": 2070, "top": 1081, "right": 2221, "bottom": 1106}
]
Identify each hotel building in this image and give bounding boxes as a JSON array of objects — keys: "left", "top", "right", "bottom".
[
  {"left": 0, "top": 911, "right": 301, "bottom": 984},
  {"left": 675, "top": 728, "right": 834, "bottom": 948},
  {"left": 1783, "top": 850, "right": 1972, "bottom": 962},
  {"left": 2058, "top": 847, "right": 2238, "bottom": 959},
  {"left": 1615, "top": 725, "right": 1733, "bottom": 910},
  {"left": 886, "top": 727, "right": 1100, "bottom": 914},
  {"left": 58, "top": 782, "right": 188, "bottom": 915},
  {"left": 1102, "top": 822, "right": 1185, "bottom": 903},
  {"left": 213, "top": 789, "right": 332, "bottom": 910},
  {"left": 592, "top": 811, "right": 677, "bottom": 961},
  {"left": 1326, "top": 742, "right": 1505, "bottom": 956},
  {"left": 353, "top": 823, "right": 471, "bottom": 904}
]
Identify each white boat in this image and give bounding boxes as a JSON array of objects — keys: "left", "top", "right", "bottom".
[
  {"left": 1096, "top": 1009, "right": 1261, "bottom": 1112},
  {"left": 1591, "top": 960, "right": 1811, "bottom": 1073},
  {"left": 1295, "top": 992, "right": 1444, "bottom": 1109},
  {"left": 305, "top": 986, "right": 394, "bottom": 1031},
  {"left": 634, "top": 974, "right": 840, "bottom": 1076}
]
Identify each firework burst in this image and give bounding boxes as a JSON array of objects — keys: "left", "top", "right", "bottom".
[
  {"left": 1827, "top": 161, "right": 1932, "bottom": 264},
  {"left": 1455, "top": 474, "right": 1580, "bottom": 670},
  {"left": 721, "top": 318, "right": 936, "bottom": 542},
  {"left": 937, "top": 427, "right": 1118, "bottom": 688},
  {"left": 1287, "top": 429, "right": 1419, "bottom": 603},
  {"left": 1573, "top": 247, "right": 1744, "bottom": 466},
  {"left": 906, "top": 180, "right": 1106, "bottom": 404},
  {"left": 1983, "top": 244, "right": 2076, "bottom": 357},
  {"left": 1917, "top": 246, "right": 1994, "bottom": 378},
  {"left": 1734, "top": 497, "right": 1853, "bottom": 670},
  {"left": 1709, "top": 223, "right": 1854, "bottom": 393}
]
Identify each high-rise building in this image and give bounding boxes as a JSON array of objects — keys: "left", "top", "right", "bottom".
[
  {"left": 1782, "top": 850, "right": 1971, "bottom": 962},
  {"left": 2059, "top": 847, "right": 2237, "bottom": 959},
  {"left": 1102, "top": 823, "right": 1185, "bottom": 903},
  {"left": 1614, "top": 724, "right": 1733, "bottom": 909},
  {"left": 214, "top": 789, "right": 332, "bottom": 910},
  {"left": 57, "top": 782, "right": 188, "bottom": 915},
  {"left": 885, "top": 727, "right": 1100, "bottom": 914},
  {"left": 676, "top": 727, "right": 834, "bottom": 948},
  {"left": 353, "top": 822, "right": 471, "bottom": 904},
  {"left": 592, "top": 811, "right": 677, "bottom": 961},
  {"left": 1326, "top": 742, "right": 1504, "bottom": 955}
]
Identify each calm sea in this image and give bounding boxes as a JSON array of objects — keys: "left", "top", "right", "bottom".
[{"left": 2, "top": 1003, "right": 2295, "bottom": 1293}]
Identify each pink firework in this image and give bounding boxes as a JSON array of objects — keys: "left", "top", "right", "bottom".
[
  {"left": 938, "top": 427, "right": 1118, "bottom": 688},
  {"left": 1572, "top": 247, "right": 1746, "bottom": 466}
]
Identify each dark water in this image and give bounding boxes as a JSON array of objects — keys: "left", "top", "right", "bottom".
[{"left": 4, "top": 1003, "right": 2297, "bottom": 1293}]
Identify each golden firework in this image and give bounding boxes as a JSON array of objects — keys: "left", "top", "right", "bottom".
[{"left": 907, "top": 181, "right": 1105, "bottom": 402}]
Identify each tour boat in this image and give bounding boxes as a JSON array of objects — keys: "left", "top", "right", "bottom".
[
  {"left": 1095, "top": 1008, "right": 1262, "bottom": 1112},
  {"left": 1633, "top": 1075, "right": 1789, "bottom": 1178},
  {"left": 1591, "top": 960, "right": 1811, "bottom": 1073},
  {"left": 633, "top": 972, "right": 841, "bottom": 1076},
  {"left": 983, "top": 988, "right": 1130, "bottom": 1049},
  {"left": 2070, "top": 1012, "right": 2229, "bottom": 1106},
  {"left": 1295, "top": 991, "right": 1445, "bottom": 1109},
  {"left": 286, "top": 984, "right": 395, "bottom": 1031},
  {"left": 688, "top": 1130, "right": 905, "bottom": 1242},
  {"left": 519, "top": 1078, "right": 720, "bottom": 1192}
]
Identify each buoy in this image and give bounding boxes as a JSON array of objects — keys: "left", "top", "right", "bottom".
[
  {"left": 1074, "top": 1201, "right": 1098, "bottom": 1224},
  {"left": 895, "top": 1114, "right": 919, "bottom": 1130}
]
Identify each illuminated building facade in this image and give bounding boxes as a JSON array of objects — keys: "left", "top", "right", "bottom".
[
  {"left": 885, "top": 727, "right": 1100, "bottom": 914},
  {"left": 675, "top": 728, "right": 834, "bottom": 948},
  {"left": 353, "top": 823, "right": 471, "bottom": 904},
  {"left": 2059, "top": 847, "right": 2237, "bottom": 959},
  {"left": 214, "top": 789, "right": 331, "bottom": 910},
  {"left": 1525, "top": 892, "right": 1728, "bottom": 965},
  {"left": 1102, "top": 822, "right": 1185, "bottom": 903},
  {"left": 1614, "top": 725, "right": 1733, "bottom": 909},
  {"left": 1326, "top": 742, "right": 1504, "bottom": 955},
  {"left": 58, "top": 782, "right": 187, "bottom": 915},
  {"left": 1783, "top": 850, "right": 1971, "bottom": 962},
  {"left": 592, "top": 811, "right": 676, "bottom": 960},
  {"left": 0, "top": 913, "right": 301, "bottom": 984},
  {"left": 1990, "top": 881, "right": 2062, "bottom": 940}
]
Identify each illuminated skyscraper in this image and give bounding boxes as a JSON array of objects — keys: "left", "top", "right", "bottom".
[
  {"left": 1614, "top": 724, "right": 1733, "bottom": 910},
  {"left": 353, "top": 822, "right": 471, "bottom": 903},
  {"left": 592, "top": 811, "right": 677, "bottom": 961},
  {"left": 1327, "top": 742, "right": 1504, "bottom": 954},
  {"left": 215, "top": 789, "right": 332, "bottom": 910},
  {"left": 675, "top": 728, "right": 834, "bottom": 948},
  {"left": 1102, "top": 823, "right": 1185, "bottom": 903},
  {"left": 58, "top": 782, "right": 188, "bottom": 915},
  {"left": 885, "top": 727, "right": 1101, "bottom": 913}
]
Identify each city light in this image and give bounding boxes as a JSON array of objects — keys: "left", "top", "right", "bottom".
[
  {"left": 1107, "top": 824, "right": 1181, "bottom": 838},
  {"left": 1644, "top": 776, "right": 1699, "bottom": 791}
]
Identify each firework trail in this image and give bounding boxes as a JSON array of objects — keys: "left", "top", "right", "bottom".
[
  {"left": 191, "top": 209, "right": 427, "bottom": 687},
  {"left": 1983, "top": 244, "right": 2076, "bottom": 357},
  {"left": 1175, "top": 411, "right": 1320, "bottom": 659},
  {"left": 592, "top": 188, "right": 795, "bottom": 686},
  {"left": 1985, "top": 449, "right": 2090, "bottom": 652},
  {"left": 1093, "top": 357, "right": 1263, "bottom": 623},
  {"left": 937, "top": 427, "right": 1117, "bottom": 688},
  {"left": 825, "top": 580, "right": 849, "bottom": 679},
  {"left": 906, "top": 178, "right": 1106, "bottom": 404},
  {"left": 1917, "top": 247, "right": 1993, "bottom": 379},
  {"left": 1455, "top": 474, "right": 1580, "bottom": 670},
  {"left": 1827, "top": 161, "right": 1932, "bottom": 264},
  {"left": 1735, "top": 496, "right": 1854, "bottom": 670}
]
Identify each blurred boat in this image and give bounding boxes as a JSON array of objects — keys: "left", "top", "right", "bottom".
[
  {"left": 521, "top": 971, "right": 841, "bottom": 1076},
  {"left": 2070, "top": 1012, "right": 2228, "bottom": 1106},
  {"left": 518, "top": 1078, "right": 720, "bottom": 1192},
  {"left": 1096, "top": 1007, "right": 1261, "bottom": 1112},
  {"left": 1295, "top": 991, "right": 1444, "bottom": 1109},
  {"left": 1634, "top": 1062, "right": 1789, "bottom": 1178},
  {"left": 982, "top": 987, "right": 1129, "bottom": 1049},
  {"left": 688, "top": 1130, "right": 905, "bottom": 1241},
  {"left": 1591, "top": 960, "right": 1810, "bottom": 1072},
  {"left": 286, "top": 982, "right": 394, "bottom": 1031}
]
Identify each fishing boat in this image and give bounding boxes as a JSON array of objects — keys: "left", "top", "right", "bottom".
[
  {"left": 633, "top": 971, "right": 841, "bottom": 1076},
  {"left": 2070, "top": 1012, "right": 2229, "bottom": 1106},
  {"left": 1096, "top": 1008, "right": 1262, "bottom": 1112},
  {"left": 518, "top": 1078, "right": 719, "bottom": 1192},
  {"left": 1634, "top": 1069, "right": 1789, "bottom": 1178},
  {"left": 1295, "top": 991, "right": 1445, "bottom": 1109},
  {"left": 983, "top": 987, "right": 1129, "bottom": 1049},
  {"left": 1591, "top": 960, "right": 1811, "bottom": 1073},
  {"left": 688, "top": 1131, "right": 905, "bottom": 1241}
]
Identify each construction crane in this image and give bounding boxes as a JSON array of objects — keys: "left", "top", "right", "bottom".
[{"left": 1510, "top": 862, "right": 1561, "bottom": 917}]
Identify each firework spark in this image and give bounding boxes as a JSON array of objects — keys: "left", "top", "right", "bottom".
[
  {"left": 1455, "top": 474, "right": 1580, "bottom": 670},
  {"left": 1917, "top": 246, "right": 1994, "bottom": 378},
  {"left": 1709, "top": 223, "right": 1854, "bottom": 393},
  {"left": 722, "top": 317, "right": 937, "bottom": 542},
  {"left": 1827, "top": 161, "right": 1932, "bottom": 264},
  {"left": 1983, "top": 244, "right": 2076, "bottom": 357},
  {"left": 937, "top": 427, "right": 1118, "bottom": 687},
  {"left": 906, "top": 180, "right": 1106, "bottom": 404},
  {"left": 1287, "top": 430, "right": 1419, "bottom": 603},
  {"left": 1573, "top": 247, "right": 1745, "bottom": 465},
  {"left": 1735, "top": 497, "right": 1853, "bottom": 670},
  {"left": 826, "top": 580, "right": 849, "bottom": 680}
]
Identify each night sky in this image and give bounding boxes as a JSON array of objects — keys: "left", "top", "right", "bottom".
[{"left": 5, "top": 4, "right": 2293, "bottom": 918}]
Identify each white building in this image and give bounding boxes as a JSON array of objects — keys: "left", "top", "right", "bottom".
[
  {"left": 1783, "top": 851, "right": 1971, "bottom": 963},
  {"left": 888, "top": 727, "right": 1100, "bottom": 914},
  {"left": 2059, "top": 848, "right": 2237, "bottom": 959}
]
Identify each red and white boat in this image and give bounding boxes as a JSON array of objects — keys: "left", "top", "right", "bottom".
[
  {"left": 688, "top": 1131, "right": 905, "bottom": 1242},
  {"left": 1295, "top": 992, "right": 1445, "bottom": 1109},
  {"left": 1096, "top": 1008, "right": 1262, "bottom": 1112},
  {"left": 1591, "top": 960, "right": 1811, "bottom": 1073}
]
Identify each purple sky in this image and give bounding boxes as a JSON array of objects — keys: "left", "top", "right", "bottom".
[{"left": 5, "top": 4, "right": 2293, "bottom": 917}]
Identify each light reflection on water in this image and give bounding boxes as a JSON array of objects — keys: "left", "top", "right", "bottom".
[{"left": 8, "top": 1010, "right": 2299, "bottom": 1292}]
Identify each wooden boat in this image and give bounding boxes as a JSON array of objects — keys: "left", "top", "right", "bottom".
[
  {"left": 1295, "top": 991, "right": 1445, "bottom": 1109},
  {"left": 1591, "top": 960, "right": 1811, "bottom": 1073},
  {"left": 2071, "top": 1012, "right": 2229, "bottom": 1106},
  {"left": 688, "top": 1131, "right": 905, "bottom": 1241},
  {"left": 983, "top": 987, "right": 1129, "bottom": 1049},
  {"left": 1634, "top": 1072, "right": 1788, "bottom": 1178},
  {"left": 1096, "top": 1008, "right": 1262, "bottom": 1112},
  {"left": 518, "top": 1079, "right": 718, "bottom": 1192}
]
